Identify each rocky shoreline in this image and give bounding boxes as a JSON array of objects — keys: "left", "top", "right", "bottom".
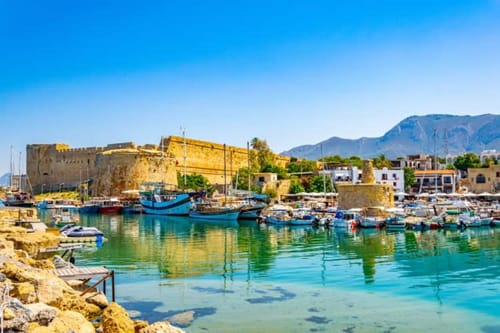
[{"left": 0, "top": 208, "right": 185, "bottom": 333}]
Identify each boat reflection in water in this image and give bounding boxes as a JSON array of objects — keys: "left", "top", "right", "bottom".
[{"left": 57, "top": 214, "right": 499, "bottom": 333}]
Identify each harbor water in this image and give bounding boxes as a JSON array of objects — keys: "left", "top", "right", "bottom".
[{"left": 43, "top": 212, "right": 500, "bottom": 332}]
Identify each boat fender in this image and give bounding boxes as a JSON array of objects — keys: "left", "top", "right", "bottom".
[{"left": 335, "top": 211, "right": 344, "bottom": 219}]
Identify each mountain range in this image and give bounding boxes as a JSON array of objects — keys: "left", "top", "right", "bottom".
[{"left": 281, "top": 114, "right": 500, "bottom": 160}]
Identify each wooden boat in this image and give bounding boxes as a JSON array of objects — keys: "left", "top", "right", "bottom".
[
  {"left": 79, "top": 199, "right": 101, "bottom": 214},
  {"left": 98, "top": 198, "right": 123, "bottom": 214},
  {"left": 140, "top": 182, "right": 199, "bottom": 216},
  {"left": 189, "top": 202, "right": 240, "bottom": 220},
  {"left": 3, "top": 192, "right": 35, "bottom": 207}
]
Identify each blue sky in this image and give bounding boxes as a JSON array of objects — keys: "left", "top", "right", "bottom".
[{"left": 1, "top": 0, "right": 500, "bottom": 175}]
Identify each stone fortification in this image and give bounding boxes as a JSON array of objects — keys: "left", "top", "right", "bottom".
[
  {"left": 27, "top": 144, "right": 104, "bottom": 193},
  {"left": 337, "top": 160, "right": 394, "bottom": 209},
  {"left": 164, "top": 136, "right": 289, "bottom": 185},
  {"left": 27, "top": 137, "right": 290, "bottom": 196},
  {"left": 91, "top": 147, "right": 178, "bottom": 197}
]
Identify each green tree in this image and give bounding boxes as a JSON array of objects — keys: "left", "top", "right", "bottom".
[
  {"left": 287, "top": 159, "right": 317, "bottom": 174},
  {"left": 372, "top": 154, "right": 392, "bottom": 169},
  {"left": 453, "top": 153, "right": 481, "bottom": 171},
  {"left": 177, "top": 173, "right": 213, "bottom": 192},
  {"left": 251, "top": 137, "right": 275, "bottom": 172},
  {"left": 232, "top": 167, "right": 260, "bottom": 192},
  {"left": 481, "top": 157, "right": 498, "bottom": 168},
  {"left": 289, "top": 176, "right": 305, "bottom": 194},
  {"left": 403, "top": 167, "right": 415, "bottom": 192},
  {"left": 347, "top": 156, "right": 363, "bottom": 168},
  {"left": 308, "top": 175, "right": 333, "bottom": 192}
]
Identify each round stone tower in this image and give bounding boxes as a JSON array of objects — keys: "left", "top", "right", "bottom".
[{"left": 336, "top": 160, "right": 394, "bottom": 209}]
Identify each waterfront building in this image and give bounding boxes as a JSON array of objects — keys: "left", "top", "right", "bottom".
[
  {"left": 467, "top": 163, "right": 500, "bottom": 193},
  {"left": 411, "top": 169, "right": 459, "bottom": 194}
]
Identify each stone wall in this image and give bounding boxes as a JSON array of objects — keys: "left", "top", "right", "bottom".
[
  {"left": 91, "top": 148, "right": 177, "bottom": 197},
  {"left": 27, "top": 144, "right": 102, "bottom": 193},
  {"left": 27, "top": 136, "right": 291, "bottom": 196},
  {"left": 337, "top": 184, "right": 394, "bottom": 209}
]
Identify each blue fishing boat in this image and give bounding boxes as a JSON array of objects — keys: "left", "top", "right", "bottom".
[{"left": 140, "top": 182, "right": 200, "bottom": 216}]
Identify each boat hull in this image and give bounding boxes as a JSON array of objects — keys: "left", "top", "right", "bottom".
[
  {"left": 189, "top": 209, "right": 240, "bottom": 221},
  {"left": 141, "top": 193, "right": 193, "bottom": 215}
]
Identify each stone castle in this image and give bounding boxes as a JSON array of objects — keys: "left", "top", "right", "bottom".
[{"left": 27, "top": 136, "right": 290, "bottom": 197}]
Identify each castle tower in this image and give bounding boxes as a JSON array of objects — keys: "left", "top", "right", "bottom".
[{"left": 336, "top": 160, "right": 394, "bottom": 209}]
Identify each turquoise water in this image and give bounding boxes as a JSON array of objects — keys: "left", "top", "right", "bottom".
[{"left": 43, "top": 212, "right": 500, "bottom": 332}]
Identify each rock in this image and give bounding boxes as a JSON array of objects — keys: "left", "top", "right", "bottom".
[
  {"left": 42, "top": 310, "right": 96, "bottom": 333},
  {"left": 36, "top": 274, "right": 73, "bottom": 305},
  {"left": 3, "top": 306, "right": 16, "bottom": 320},
  {"left": 11, "top": 281, "right": 37, "bottom": 303},
  {"left": 0, "top": 272, "right": 6, "bottom": 282},
  {"left": 2, "top": 260, "right": 40, "bottom": 282},
  {"left": 101, "top": 302, "right": 135, "bottom": 333},
  {"left": 139, "top": 321, "right": 186, "bottom": 333},
  {"left": 54, "top": 291, "right": 102, "bottom": 321},
  {"left": 85, "top": 291, "right": 109, "bottom": 309},
  {"left": 0, "top": 297, "right": 33, "bottom": 331},
  {"left": 32, "top": 258, "right": 56, "bottom": 270},
  {"left": 24, "top": 302, "right": 60, "bottom": 326},
  {"left": 167, "top": 311, "right": 195, "bottom": 327},
  {"left": 6, "top": 232, "right": 59, "bottom": 257},
  {"left": 133, "top": 320, "right": 149, "bottom": 332}
]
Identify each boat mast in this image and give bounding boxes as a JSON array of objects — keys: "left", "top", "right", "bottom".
[
  {"left": 224, "top": 143, "right": 227, "bottom": 205},
  {"left": 18, "top": 151, "right": 22, "bottom": 192},
  {"left": 434, "top": 128, "right": 438, "bottom": 194},
  {"left": 9, "top": 145, "right": 13, "bottom": 191},
  {"left": 321, "top": 144, "right": 326, "bottom": 201},
  {"left": 247, "top": 141, "right": 251, "bottom": 192},
  {"left": 182, "top": 127, "right": 187, "bottom": 190}
]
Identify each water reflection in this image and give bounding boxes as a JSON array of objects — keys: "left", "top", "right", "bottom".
[{"left": 58, "top": 214, "right": 499, "bottom": 293}]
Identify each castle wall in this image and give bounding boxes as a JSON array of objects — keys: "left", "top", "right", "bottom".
[
  {"left": 27, "top": 136, "right": 291, "bottom": 196},
  {"left": 91, "top": 148, "right": 177, "bottom": 197},
  {"left": 163, "top": 136, "right": 289, "bottom": 186},
  {"left": 27, "top": 144, "right": 102, "bottom": 193}
]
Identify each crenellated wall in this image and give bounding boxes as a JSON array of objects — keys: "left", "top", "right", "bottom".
[
  {"left": 27, "top": 144, "right": 102, "bottom": 193},
  {"left": 27, "top": 136, "right": 291, "bottom": 196}
]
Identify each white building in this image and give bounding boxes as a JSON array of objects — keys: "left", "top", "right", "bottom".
[{"left": 322, "top": 167, "right": 405, "bottom": 192}]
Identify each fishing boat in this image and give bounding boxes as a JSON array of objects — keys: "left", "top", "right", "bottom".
[
  {"left": 140, "top": 182, "right": 199, "bottom": 216},
  {"left": 189, "top": 201, "right": 240, "bottom": 220},
  {"left": 78, "top": 199, "right": 101, "bottom": 214},
  {"left": 98, "top": 198, "right": 123, "bottom": 214},
  {"left": 358, "top": 207, "right": 386, "bottom": 228},
  {"left": 332, "top": 209, "right": 361, "bottom": 228},
  {"left": 3, "top": 192, "right": 35, "bottom": 207},
  {"left": 51, "top": 206, "right": 79, "bottom": 227}
]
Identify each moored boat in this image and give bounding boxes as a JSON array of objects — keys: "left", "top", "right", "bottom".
[
  {"left": 189, "top": 202, "right": 240, "bottom": 220},
  {"left": 140, "top": 182, "right": 199, "bottom": 216}
]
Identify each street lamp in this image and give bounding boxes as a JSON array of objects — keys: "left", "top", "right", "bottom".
[
  {"left": 59, "top": 183, "right": 64, "bottom": 192},
  {"left": 41, "top": 184, "right": 45, "bottom": 195}
]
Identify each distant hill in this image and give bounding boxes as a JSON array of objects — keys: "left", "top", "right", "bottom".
[
  {"left": 0, "top": 173, "right": 11, "bottom": 186},
  {"left": 281, "top": 114, "right": 500, "bottom": 160}
]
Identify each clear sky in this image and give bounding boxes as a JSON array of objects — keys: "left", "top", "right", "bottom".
[{"left": 1, "top": 0, "right": 500, "bottom": 175}]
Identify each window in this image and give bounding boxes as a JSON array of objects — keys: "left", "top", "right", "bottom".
[
  {"left": 259, "top": 177, "right": 265, "bottom": 182},
  {"left": 382, "top": 174, "right": 388, "bottom": 180},
  {"left": 496, "top": 172, "right": 500, "bottom": 178},
  {"left": 476, "top": 174, "right": 486, "bottom": 184},
  {"left": 443, "top": 176, "right": 452, "bottom": 184}
]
